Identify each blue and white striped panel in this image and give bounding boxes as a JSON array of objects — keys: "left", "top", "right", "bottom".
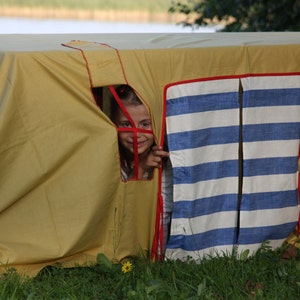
[
  {"left": 238, "top": 75, "right": 300, "bottom": 254},
  {"left": 165, "top": 78, "right": 241, "bottom": 260}
]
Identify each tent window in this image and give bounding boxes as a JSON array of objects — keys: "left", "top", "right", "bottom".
[
  {"left": 92, "top": 86, "right": 103, "bottom": 110},
  {"left": 92, "top": 85, "right": 155, "bottom": 181}
]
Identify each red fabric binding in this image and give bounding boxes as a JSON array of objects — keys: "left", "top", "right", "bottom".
[{"left": 298, "top": 148, "right": 300, "bottom": 235}]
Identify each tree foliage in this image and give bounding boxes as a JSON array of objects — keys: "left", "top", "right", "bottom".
[{"left": 169, "top": 0, "right": 300, "bottom": 31}]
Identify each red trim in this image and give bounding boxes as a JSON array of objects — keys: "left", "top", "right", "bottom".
[
  {"left": 117, "top": 127, "right": 153, "bottom": 134},
  {"left": 62, "top": 41, "right": 129, "bottom": 86},
  {"left": 109, "top": 86, "right": 135, "bottom": 127},
  {"left": 92, "top": 42, "right": 129, "bottom": 85},
  {"left": 158, "top": 82, "right": 168, "bottom": 258},
  {"left": 151, "top": 82, "right": 168, "bottom": 260},
  {"left": 61, "top": 42, "right": 97, "bottom": 106},
  {"left": 165, "top": 72, "right": 300, "bottom": 90},
  {"left": 298, "top": 147, "right": 300, "bottom": 235},
  {"left": 109, "top": 85, "right": 139, "bottom": 179}
]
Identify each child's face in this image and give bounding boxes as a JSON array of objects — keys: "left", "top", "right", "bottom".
[{"left": 115, "top": 104, "right": 154, "bottom": 156}]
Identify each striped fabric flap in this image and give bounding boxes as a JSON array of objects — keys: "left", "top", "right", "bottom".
[
  {"left": 165, "top": 78, "right": 241, "bottom": 260},
  {"left": 165, "top": 75, "right": 300, "bottom": 261},
  {"left": 238, "top": 75, "right": 300, "bottom": 254}
]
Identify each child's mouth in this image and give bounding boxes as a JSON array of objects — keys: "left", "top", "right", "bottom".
[
  {"left": 137, "top": 141, "right": 146, "bottom": 148},
  {"left": 129, "top": 141, "right": 146, "bottom": 148}
]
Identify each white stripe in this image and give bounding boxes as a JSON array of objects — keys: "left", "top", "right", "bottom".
[
  {"left": 243, "top": 174, "right": 298, "bottom": 194},
  {"left": 244, "top": 106, "right": 300, "bottom": 125},
  {"left": 167, "top": 78, "right": 239, "bottom": 99},
  {"left": 165, "top": 238, "right": 291, "bottom": 261},
  {"left": 165, "top": 245, "right": 234, "bottom": 261},
  {"left": 170, "top": 143, "right": 239, "bottom": 167},
  {"left": 241, "top": 75, "right": 300, "bottom": 91},
  {"left": 167, "top": 108, "right": 239, "bottom": 133},
  {"left": 243, "top": 140, "right": 300, "bottom": 160},
  {"left": 240, "top": 206, "right": 298, "bottom": 228},
  {"left": 174, "top": 177, "right": 238, "bottom": 201},
  {"left": 171, "top": 211, "right": 238, "bottom": 235}
]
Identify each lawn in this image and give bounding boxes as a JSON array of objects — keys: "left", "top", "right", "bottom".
[{"left": 1, "top": 242, "right": 299, "bottom": 299}]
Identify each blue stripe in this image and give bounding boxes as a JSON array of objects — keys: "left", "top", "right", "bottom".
[
  {"left": 243, "top": 156, "right": 299, "bottom": 177},
  {"left": 172, "top": 194, "right": 239, "bottom": 218},
  {"left": 243, "top": 88, "right": 300, "bottom": 108},
  {"left": 238, "top": 222, "right": 297, "bottom": 245},
  {"left": 167, "top": 126, "right": 239, "bottom": 151},
  {"left": 241, "top": 190, "right": 299, "bottom": 211},
  {"left": 173, "top": 159, "right": 239, "bottom": 184},
  {"left": 243, "top": 123, "right": 300, "bottom": 142},
  {"left": 167, "top": 92, "right": 239, "bottom": 117},
  {"left": 167, "top": 228, "right": 237, "bottom": 251}
]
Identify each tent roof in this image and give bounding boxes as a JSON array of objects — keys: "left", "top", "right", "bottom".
[{"left": 1, "top": 32, "right": 300, "bottom": 52}]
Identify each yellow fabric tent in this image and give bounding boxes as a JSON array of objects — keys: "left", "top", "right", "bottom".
[{"left": 0, "top": 33, "right": 299, "bottom": 275}]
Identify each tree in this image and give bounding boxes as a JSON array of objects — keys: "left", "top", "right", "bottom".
[{"left": 169, "top": 0, "right": 300, "bottom": 32}]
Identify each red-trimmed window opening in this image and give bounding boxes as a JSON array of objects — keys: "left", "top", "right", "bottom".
[{"left": 92, "top": 85, "right": 155, "bottom": 181}]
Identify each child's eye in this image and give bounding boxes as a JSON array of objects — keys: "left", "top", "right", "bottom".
[
  {"left": 119, "top": 121, "right": 132, "bottom": 128},
  {"left": 140, "top": 120, "right": 151, "bottom": 129}
]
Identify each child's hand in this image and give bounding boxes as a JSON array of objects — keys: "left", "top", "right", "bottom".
[
  {"left": 137, "top": 145, "right": 169, "bottom": 179},
  {"left": 145, "top": 145, "right": 169, "bottom": 169}
]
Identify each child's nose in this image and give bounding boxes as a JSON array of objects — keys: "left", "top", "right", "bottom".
[{"left": 128, "top": 131, "right": 134, "bottom": 138}]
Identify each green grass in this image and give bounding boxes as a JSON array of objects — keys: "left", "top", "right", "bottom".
[
  {"left": 0, "top": 0, "right": 172, "bottom": 12},
  {"left": 1, "top": 242, "right": 300, "bottom": 299}
]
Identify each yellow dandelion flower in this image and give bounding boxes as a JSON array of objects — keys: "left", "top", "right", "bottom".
[{"left": 121, "top": 261, "right": 133, "bottom": 273}]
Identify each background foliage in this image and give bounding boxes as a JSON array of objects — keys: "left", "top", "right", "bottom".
[
  {"left": 169, "top": 0, "right": 300, "bottom": 31},
  {"left": 0, "top": 0, "right": 171, "bottom": 12}
]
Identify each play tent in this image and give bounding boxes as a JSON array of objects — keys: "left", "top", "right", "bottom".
[{"left": 0, "top": 33, "right": 299, "bottom": 275}]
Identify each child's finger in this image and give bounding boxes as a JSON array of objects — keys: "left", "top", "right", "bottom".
[{"left": 154, "top": 150, "right": 169, "bottom": 157}]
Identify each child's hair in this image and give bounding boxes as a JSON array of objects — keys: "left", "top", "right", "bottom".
[{"left": 110, "top": 85, "right": 143, "bottom": 122}]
